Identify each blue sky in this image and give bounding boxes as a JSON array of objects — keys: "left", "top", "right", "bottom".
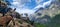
[{"left": 7, "top": 0, "right": 53, "bottom": 14}]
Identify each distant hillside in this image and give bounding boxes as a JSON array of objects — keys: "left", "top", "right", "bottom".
[{"left": 29, "top": 0, "right": 60, "bottom": 23}]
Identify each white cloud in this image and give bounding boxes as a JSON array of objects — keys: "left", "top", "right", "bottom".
[
  {"left": 10, "top": 0, "right": 34, "bottom": 14},
  {"left": 16, "top": 8, "right": 35, "bottom": 14},
  {"left": 34, "top": 0, "right": 52, "bottom": 9},
  {"left": 33, "top": 5, "right": 43, "bottom": 10},
  {"left": 12, "top": 0, "right": 31, "bottom": 5},
  {"left": 43, "top": 0, "right": 52, "bottom": 7},
  {"left": 12, "top": 2, "right": 19, "bottom": 5},
  {"left": 12, "top": 0, "right": 32, "bottom": 8},
  {"left": 35, "top": 0, "right": 43, "bottom": 4}
]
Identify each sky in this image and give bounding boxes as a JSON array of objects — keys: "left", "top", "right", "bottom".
[{"left": 7, "top": 0, "right": 53, "bottom": 14}]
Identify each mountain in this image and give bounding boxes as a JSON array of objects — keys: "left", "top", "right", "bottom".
[
  {"left": 29, "top": 0, "right": 60, "bottom": 24},
  {"left": 35, "top": 7, "right": 44, "bottom": 13},
  {"left": 35, "top": 3, "right": 60, "bottom": 17}
]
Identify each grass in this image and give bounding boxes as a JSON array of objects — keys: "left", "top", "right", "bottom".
[{"left": 34, "top": 23, "right": 48, "bottom": 27}]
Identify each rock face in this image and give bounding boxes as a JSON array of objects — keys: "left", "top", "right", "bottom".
[
  {"left": 8, "top": 18, "right": 33, "bottom": 27},
  {"left": 0, "top": 15, "right": 13, "bottom": 27}
]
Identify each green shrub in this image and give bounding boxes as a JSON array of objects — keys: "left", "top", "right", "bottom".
[{"left": 48, "top": 14, "right": 60, "bottom": 27}]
